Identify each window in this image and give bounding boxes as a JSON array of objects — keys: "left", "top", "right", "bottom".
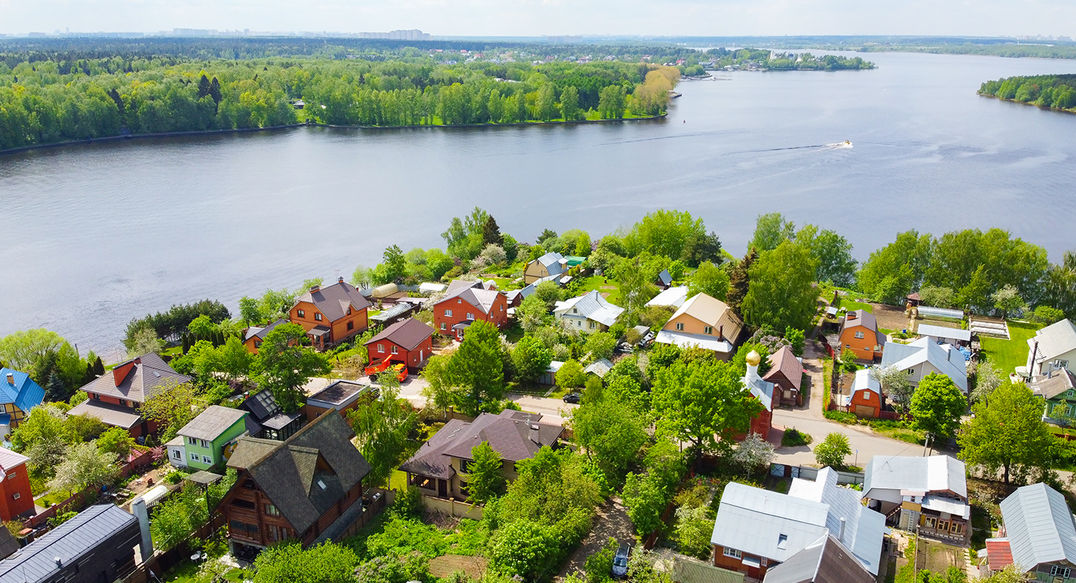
[
  {"left": 854, "top": 331, "right": 865, "bottom": 339},
  {"left": 589, "top": 321, "right": 596, "bottom": 329},
  {"left": 675, "top": 322, "right": 684, "bottom": 331},
  {"left": 862, "top": 392, "right": 872, "bottom": 401},
  {"left": 378, "top": 344, "right": 384, "bottom": 354},
  {"left": 315, "top": 313, "right": 323, "bottom": 321},
  {"left": 704, "top": 326, "right": 712, "bottom": 335},
  {"left": 190, "top": 452, "right": 199, "bottom": 461},
  {"left": 440, "top": 323, "right": 446, "bottom": 330},
  {"left": 6, "top": 472, "right": 16, "bottom": 480},
  {"left": 466, "top": 313, "right": 474, "bottom": 320},
  {"left": 347, "top": 308, "right": 352, "bottom": 315},
  {"left": 347, "top": 321, "right": 354, "bottom": 331},
  {"left": 11, "top": 493, "right": 19, "bottom": 500},
  {"left": 201, "top": 439, "right": 209, "bottom": 448},
  {"left": 1050, "top": 566, "right": 1070, "bottom": 577},
  {"left": 460, "top": 459, "right": 473, "bottom": 473},
  {"left": 265, "top": 503, "right": 281, "bottom": 517},
  {"left": 457, "top": 299, "right": 462, "bottom": 304},
  {"left": 907, "top": 368, "right": 915, "bottom": 375},
  {"left": 171, "top": 450, "right": 181, "bottom": 460},
  {"left": 391, "top": 346, "right": 398, "bottom": 355},
  {"left": 723, "top": 547, "right": 742, "bottom": 559},
  {"left": 203, "top": 456, "right": 212, "bottom": 464},
  {"left": 297, "top": 309, "right": 305, "bottom": 318},
  {"left": 445, "top": 309, "right": 453, "bottom": 317}
]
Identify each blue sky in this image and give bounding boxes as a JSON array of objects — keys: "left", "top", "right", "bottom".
[{"left": 1, "top": 0, "right": 1074, "bottom": 37}]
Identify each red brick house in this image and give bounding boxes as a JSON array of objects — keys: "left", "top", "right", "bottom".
[
  {"left": 218, "top": 410, "right": 371, "bottom": 559},
  {"left": 842, "top": 368, "right": 882, "bottom": 418},
  {"left": 839, "top": 310, "right": 884, "bottom": 361},
  {"left": 289, "top": 278, "right": 373, "bottom": 351},
  {"left": 364, "top": 318, "right": 434, "bottom": 371},
  {"left": 0, "top": 447, "right": 34, "bottom": 521},
  {"left": 68, "top": 353, "right": 191, "bottom": 438},
  {"left": 743, "top": 351, "right": 776, "bottom": 438},
  {"left": 434, "top": 280, "right": 508, "bottom": 340},
  {"left": 762, "top": 345, "right": 804, "bottom": 407}
]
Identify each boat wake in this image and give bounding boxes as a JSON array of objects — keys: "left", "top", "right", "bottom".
[{"left": 742, "top": 140, "right": 853, "bottom": 154}]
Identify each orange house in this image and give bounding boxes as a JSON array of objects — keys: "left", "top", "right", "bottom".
[
  {"left": 655, "top": 293, "right": 744, "bottom": 361},
  {"left": 242, "top": 318, "right": 288, "bottom": 354},
  {"left": 288, "top": 278, "right": 372, "bottom": 351},
  {"left": 0, "top": 447, "right": 34, "bottom": 521},
  {"left": 844, "top": 368, "right": 882, "bottom": 418},
  {"left": 839, "top": 310, "right": 885, "bottom": 361},
  {"left": 365, "top": 318, "right": 434, "bottom": 371},
  {"left": 434, "top": 280, "right": 508, "bottom": 340}
]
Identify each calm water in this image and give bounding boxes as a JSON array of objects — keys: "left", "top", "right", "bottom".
[{"left": 3, "top": 51, "right": 1076, "bottom": 358}]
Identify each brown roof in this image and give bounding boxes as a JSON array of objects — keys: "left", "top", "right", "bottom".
[
  {"left": 438, "top": 280, "right": 502, "bottom": 316},
  {"left": 986, "top": 538, "right": 1013, "bottom": 572},
  {"left": 400, "top": 410, "right": 562, "bottom": 480},
  {"left": 68, "top": 399, "right": 143, "bottom": 429},
  {"left": 365, "top": 318, "right": 434, "bottom": 351},
  {"left": 763, "top": 345, "right": 803, "bottom": 390},
  {"left": 295, "top": 280, "right": 372, "bottom": 322},
  {"left": 227, "top": 411, "right": 371, "bottom": 535},
  {"left": 77, "top": 353, "right": 189, "bottom": 404},
  {"left": 1031, "top": 369, "right": 1076, "bottom": 400}
]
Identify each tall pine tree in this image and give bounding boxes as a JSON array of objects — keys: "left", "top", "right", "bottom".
[{"left": 727, "top": 248, "right": 757, "bottom": 318}]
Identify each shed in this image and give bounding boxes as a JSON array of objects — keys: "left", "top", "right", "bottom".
[{"left": 917, "top": 324, "right": 972, "bottom": 344}]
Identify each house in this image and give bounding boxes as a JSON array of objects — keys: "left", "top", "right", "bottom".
[
  {"left": 584, "top": 358, "right": 613, "bottom": 379},
  {"left": 711, "top": 468, "right": 884, "bottom": 579},
  {"left": 523, "top": 252, "right": 568, "bottom": 284},
  {"left": 762, "top": 534, "right": 876, "bottom": 583},
  {"left": 862, "top": 455, "right": 970, "bottom": 544},
  {"left": 553, "top": 291, "right": 624, "bottom": 333},
  {"left": 655, "top": 293, "right": 744, "bottom": 360},
  {"left": 166, "top": 406, "right": 249, "bottom": 471},
  {"left": 840, "top": 369, "right": 882, "bottom": 418},
  {"left": 364, "top": 317, "right": 434, "bottom": 371},
  {"left": 655, "top": 269, "right": 673, "bottom": 289},
  {"left": 1031, "top": 369, "right": 1076, "bottom": 427},
  {"left": 303, "top": 380, "right": 377, "bottom": 421},
  {"left": 645, "top": 285, "right": 689, "bottom": 310},
  {"left": 985, "top": 483, "right": 1076, "bottom": 582},
  {"left": 538, "top": 361, "right": 564, "bottom": 386},
  {"left": 879, "top": 336, "right": 968, "bottom": 393},
  {"left": 434, "top": 280, "right": 508, "bottom": 340},
  {"left": 761, "top": 346, "right": 803, "bottom": 407},
  {"left": 288, "top": 277, "right": 373, "bottom": 351},
  {"left": 242, "top": 317, "right": 288, "bottom": 354},
  {"left": 400, "top": 410, "right": 562, "bottom": 502},
  {"left": 1026, "top": 319, "right": 1076, "bottom": 377},
  {"left": 68, "top": 353, "right": 191, "bottom": 438},
  {"left": 219, "top": 410, "right": 371, "bottom": 558},
  {"left": 0, "top": 369, "right": 45, "bottom": 437},
  {"left": 0, "top": 504, "right": 142, "bottom": 583},
  {"left": 239, "top": 390, "right": 304, "bottom": 441},
  {"left": 743, "top": 351, "right": 776, "bottom": 438},
  {"left": 0, "top": 447, "right": 34, "bottom": 521},
  {"left": 838, "top": 310, "right": 884, "bottom": 361}
]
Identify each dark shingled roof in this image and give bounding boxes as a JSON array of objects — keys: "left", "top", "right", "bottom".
[
  {"left": 400, "top": 410, "right": 562, "bottom": 480},
  {"left": 365, "top": 318, "right": 434, "bottom": 351},
  {"left": 77, "top": 352, "right": 190, "bottom": 404},
  {"left": 244, "top": 317, "right": 288, "bottom": 342},
  {"left": 762, "top": 534, "right": 875, "bottom": 583},
  {"left": 295, "top": 280, "right": 372, "bottom": 321},
  {"left": 227, "top": 411, "right": 371, "bottom": 535},
  {"left": 307, "top": 380, "right": 372, "bottom": 409}
]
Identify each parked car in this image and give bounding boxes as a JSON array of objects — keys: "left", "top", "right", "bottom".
[
  {"left": 563, "top": 392, "right": 582, "bottom": 404},
  {"left": 612, "top": 542, "right": 630, "bottom": 578}
]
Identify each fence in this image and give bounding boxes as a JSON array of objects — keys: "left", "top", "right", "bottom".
[
  {"left": 422, "top": 496, "right": 484, "bottom": 520},
  {"left": 769, "top": 463, "right": 864, "bottom": 486},
  {"left": 119, "top": 512, "right": 227, "bottom": 583}
]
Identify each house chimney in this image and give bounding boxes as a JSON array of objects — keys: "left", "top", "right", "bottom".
[
  {"left": 529, "top": 424, "right": 540, "bottom": 445},
  {"left": 338, "top": 276, "right": 344, "bottom": 284},
  {"left": 847, "top": 311, "right": 858, "bottom": 321},
  {"left": 5, "top": 373, "right": 13, "bottom": 386},
  {"left": 839, "top": 517, "right": 846, "bottom": 541},
  {"left": 132, "top": 497, "right": 154, "bottom": 561},
  {"left": 54, "top": 557, "right": 62, "bottom": 568},
  {"left": 310, "top": 284, "right": 320, "bottom": 293}
]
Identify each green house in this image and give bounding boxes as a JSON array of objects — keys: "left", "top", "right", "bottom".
[
  {"left": 166, "top": 406, "right": 249, "bottom": 471},
  {"left": 1032, "top": 369, "right": 1076, "bottom": 427}
]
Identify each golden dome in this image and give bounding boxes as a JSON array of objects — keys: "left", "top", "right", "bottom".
[{"left": 746, "top": 350, "right": 761, "bottom": 367}]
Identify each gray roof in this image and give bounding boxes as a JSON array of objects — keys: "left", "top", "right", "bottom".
[
  {"left": 585, "top": 359, "right": 614, "bottom": 378},
  {"left": 1000, "top": 482, "right": 1076, "bottom": 572},
  {"left": 656, "top": 269, "right": 673, "bottom": 287},
  {"left": 295, "top": 280, "right": 373, "bottom": 321},
  {"left": 535, "top": 252, "right": 567, "bottom": 276},
  {"left": 862, "top": 455, "right": 967, "bottom": 499},
  {"left": 879, "top": 337, "right": 968, "bottom": 392},
  {"left": 554, "top": 291, "right": 625, "bottom": 327},
  {"left": 763, "top": 535, "right": 875, "bottom": 583},
  {"left": 439, "top": 280, "right": 503, "bottom": 316},
  {"left": 77, "top": 352, "right": 189, "bottom": 404},
  {"left": 68, "top": 399, "right": 143, "bottom": 429},
  {"left": 244, "top": 317, "right": 288, "bottom": 342},
  {"left": 0, "top": 528, "right": 17, "bottom": 561},
  {"left": 369, "top": 302, "right": 416, "bottom": 323},
  {"left": 710, "top": 482, "right": 830, "bottom": 564},
  {"left": 916, "top": 324, "right": 972, "bottom": 343},
  {"left": 1030, "top": 319, "right": 1076, "bottom": 362},
  {"left": 306, "top": 380, "right": 373, "bottom": 409},
  {"left": 176, "top": 406, "right": 248, "bottom": 442},
  {"left": 365, "top": 317, "right": 434, "bottom": 351},
  {"left": 672, "top": 557, "right": 744, "bottom": 583},
  {"left": 840, "top": 310, "right": 879, "bottom": 338},
  {"left": 0, "top": 504, "right": 139, "bottom": 582},
  {"left": 227, "top": 411, "right": 371, "bottom": 535},
  {"left": 1032, "top": 369, "right": 1076, "bottom": 400}
]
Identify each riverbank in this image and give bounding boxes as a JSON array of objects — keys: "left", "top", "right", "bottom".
[
  {"left": 978, "top": 92, "right": 1076, "bottom": 115},
  {"left": 0, "top": 114, "right": 668, "bottom": 157}
]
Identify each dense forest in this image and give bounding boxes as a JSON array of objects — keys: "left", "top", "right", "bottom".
[{"left": 978, "top": 74, "right": 1076, "bottom": 112}]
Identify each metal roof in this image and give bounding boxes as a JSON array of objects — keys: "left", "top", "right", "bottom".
[
  {"left": 916, "top": 324, "right": 972, "bottom": 342},
  {"left": 554, "top": 291, "right": 624, "bottom": 327},
  {"left": 0, "top": 369, "right": 44, "bottom": 414},
  {"left": 0, "top": 447, "right": 28, "bottom": 473},
  {"left": 879, "top": 337, "right": 968, "bottom": 392},
  {"left": 176, "top": 406, "right": 248, "bottom": 442},
  {"left": 711, "top": 482, "right": 830, "bottom": 563},
  {"left": 646, "top": 286, "right": 689, "bottom": 309},
  {"left": 1000, "top": 482, "right": 1076, "bottom": 573},
  {"left": 1029, "top": 319, "right": 1076, "bottom": 362},
  {"left": 655, "top": 331, "right": 734, "bottom": 355},
  {"left": 850, "top": 369, "right": 881, "bottom": 399},
  {"left": 863, "top": 455, "right": 967, "bottom": 500},
  {"left": 584, "top": 359, "right": 613, "bottom": 378}
]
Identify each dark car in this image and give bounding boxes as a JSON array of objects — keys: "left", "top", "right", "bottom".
[
  {"left": 612, "top": 542, "right": 630, "bottom": 578},
  {"left": 563, "top": 392, "right": 582, "bottom": 404}
]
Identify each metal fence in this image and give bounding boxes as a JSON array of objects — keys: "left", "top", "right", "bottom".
[{"left": 769, "top": 463, "right": 864, "bottom": 486}]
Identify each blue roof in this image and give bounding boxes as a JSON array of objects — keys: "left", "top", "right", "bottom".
[{"left": 0, "top": 369, "right": 45, "bottom": 414}]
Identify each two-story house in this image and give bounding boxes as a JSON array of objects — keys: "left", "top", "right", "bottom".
[
  {"left": 400, "top": 410, "right": 562, "bottom": 502},
  {"left": 434, "top": 280, "right": 508, "bottom": 340},
  {"left": 364, "top": 317, "right": 434, "bottom": 371},
  {"left": 761, "top": 346, "right": 803, "bottom": 407},
  {"left": 523, "top": 252, "right": 568, "bottom": 284},
  {"left": 984, "top": 483, "right": 1076, "bottom": 582},
  {"left": 0, "top": 369, "right": 45, "bottom": 438},
  {"left": 553, "top": 291, "right": 624, "bottom": 333},
  {"left": 879, "top": 336, "right": 968, "bottom": 394},
  {"left": 838, "top": 310, "right": 884, "bottom": 361},
  {"left": 654, "top": 293, "right": 744, "bottom": 360},
  {"left": 68, "top": 353, "right": 191, "bottom": 438},
  {"left": 1026, "top": 318, "right": 1076, "bottom": 377},
  {"left": 0, "top": 447, "right": 34, "bottom": 521},
  {"left": 242, "top": 318, "right": 288, "bottom": 354},
  {"left": 218, "top": 410, "right": 371, "bottom": 559},
  {"left": 862, "top": 455, "right": 970, "bottom": 544},
  {"left": 166, "top": 406, "right": 249, "bottom": 471},
  {"left": 1031, "top": 368, "right": 1076, "bottom": 427},
  {"left": 840, "top": 368, "right": 883, "bottom": 418},
  {"left": 288, "top": 278, "right": 373, "bottom": 351}
]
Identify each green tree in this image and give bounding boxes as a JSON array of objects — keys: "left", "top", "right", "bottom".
[
  {"left": 468, "top": 441, "right": 506, "bottom": 503},
  {"left": 992, "top": 285, "right": 1026, "bottom": 319},
  {"left": 488, "top": 520, "right": 560, "bottom": 581},
  {"left": 785, "top": 327, "right": 805, "bottom": 357},
  {"left": 689, "top": 261, "right": 730, "bottom": 300},
  {"left": 534, "top": 281, "right": 562, "bottom": 311},
  {"left": 795, "top": 224, "right": 857, "bottom": 287},
  {"left": 560, "top": 86, "right": 581, "bottom": 121},
  {"left": 750, "top": 212, "right": 795, "bottom": 252},
  {"left": 582, "top": 332, "right": 617, "bottom": 362},
  {"left": 139, "top": 380, "right": 201, "bottom": 442},
  {"left": 909, "top": 373, "right": 967, "bottom": 439},
  {"left": 96, "top": 426, "right": 135, "bottom": 458},
  {"left": 215, "top": 335, "right": 253, "bottom": 381},
  {"left": 511, "top": 337, "right": 553, "bottom": 383},
  {"left": 571, "top": 395, "right": 647, "bottom": 482},
  {"left": 127, "top": 326, "right": 165, "bottom": 357},
  {"left": 380, "top": 244, "right": 407, "bottom": 283},
  {"left": 726, "top": 249, "right": 756, "bottom": 318},
  {"left": 253, "top": 542, "right": 359, "bottom": 583},
  {"left": 614, "top": 257, "right": 659, "bottom": 316},
  {"left": 251, "top": 322, "right": 330, "bottom": 413},
  {"left": 622, "top": 471, "right": 666, "bottom": 536},
  {"left": 536, "top": 83, "right": 558, "bottom": 121},
  {"left": 673, "top": 505, "right": 716, "bottom": 560},
  {"left": 48, "top": 441, "right": 118, "bottom": 493},
  {"left": 517, "top": 295, "right": 551, "bottom": 333},
  {"left": 742, "top": 240, "right": 819, "bottom": 332},
  {"left": 857, "top": 230, "right": 932, "bottom": 304},
  {"left": 813, "top": 432, "right": 852, "bottom": 469},
  {"left": 447, "top": 320, "right": 505, "bottom": 415},
  {"left": 348, "top": 386, "right": 416, "bottom": 488},
  {"left": 420, "top": 354, "right": 457, "bottom": 416},
  {"left": 651, "top": 359, "right": 761, "bottom": 453},
  {"left": 872, "top": 365, "right": 914, "bottom": 412},
  {"left": 971, "top": 360, "right": 1004, "bottom": 404},
  {"left": 482, "top": 214, "right": 504, "bottom": 246},
  {"left": 958, "top": 382, "right": 1057, "bottom": 484},
  {"left": 555, "top": 359, "right": 586, "bottom": 390},
  {"left": 597, "top": 85, "right": 626, "bottom": 119},
  {"left": 0, "top": 329, "right": 68, "bottom": 372},
  {"left": 626, "top": 209, "right": 707, "bottom": 261}
]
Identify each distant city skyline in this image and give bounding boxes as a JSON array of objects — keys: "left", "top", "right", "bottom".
[{"left": 1, "top": 0, "right": 1075, "bottom": 38}]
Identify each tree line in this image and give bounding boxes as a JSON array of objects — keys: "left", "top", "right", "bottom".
[
  {"left": 979, "top": 74, "right": 1076, "bottom": 112},
  {"left": 704, "top": 48, "right": 875, "bottom": 71}
]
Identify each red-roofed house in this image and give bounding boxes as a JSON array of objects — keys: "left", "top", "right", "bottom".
[
  {"left": 364, "top": 318, "right": 434, "bottom": 371},
  {"left": 289, "top": 278, "right": 373, "bottom": 351},
  {"left": 68, "top": 353, "right": 191, "bottom": 438},
  {"left": 0, "top": 446, "right": 34, "bottom": 520},
  {"left": 434, "top": 280, "right": 508, "bottom": 340},
  {"left": 762, "top": 345, "right": 804, "bottom": 407},
  {"left": 984, "top": 538, "right": 1013, "bottom": 572}
]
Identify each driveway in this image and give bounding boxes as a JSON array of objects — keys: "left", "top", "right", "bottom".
[
  {"left": 508, "top": 393, "right": 579, "bottom": 425},
  {"left": 557, "top": 497, "right": 633, "bottom": 580}
]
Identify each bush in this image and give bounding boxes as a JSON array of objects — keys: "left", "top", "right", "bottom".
[
  {"left": 814, "top": 433, "right": 852, "bottom": 469},
  {"left": 1031, "top": 305, "right": 1066, "bottom": 324},
  {"left": 392, "top": 485, "right": 423, "bottom": 519},
  {"left": 781, "top": 428, "right": 813, "bottom": 447},
  {"left": 823, "top": 410, "right": 858, "bottom": 424},
  {"left": 673, "top": 505, "right": 715, "bottom": 560},
  {"left": 583, "top": 538, "right": 617, "bottom": 583}
]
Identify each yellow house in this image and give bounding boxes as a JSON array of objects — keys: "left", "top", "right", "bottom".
[
  {"left": 654, "top": 293, "right": 744, "bottom": 360},
  {"left": 523, "top": 252, "right": 568, "bottom": 284}
]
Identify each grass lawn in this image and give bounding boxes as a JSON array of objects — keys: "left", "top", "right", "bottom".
[
  {"left": 980, "top": 320, "right": 1042, "bottom": 375},
  {"left": 834, "top": 296, "right": 874, "bottom": 313},
  {"left": 390, "top": 470, "right": 408, "bottom": 492}
]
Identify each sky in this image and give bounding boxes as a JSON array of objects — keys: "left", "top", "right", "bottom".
[{"left": 0, "top": 0, "right": 1074, "bottom": 38}]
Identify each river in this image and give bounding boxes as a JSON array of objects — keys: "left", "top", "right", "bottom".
[{"left": 3, "top": 51, "right": 1076, "bottom": 359}]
